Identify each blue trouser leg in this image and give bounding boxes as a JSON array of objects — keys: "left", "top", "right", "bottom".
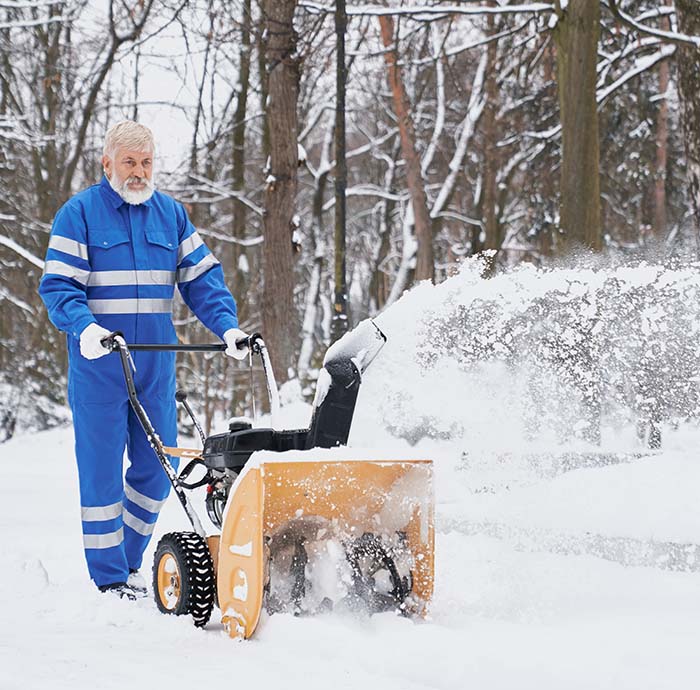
[
  {"left": 123, "top": 397, "right": 178, "bottom": 572},
  {"left": 71, "top": 398, "right": 130, "bottom": 587}
]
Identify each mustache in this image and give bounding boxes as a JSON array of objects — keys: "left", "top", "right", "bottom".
[{"left": 125, "top": 175, "right": 151, "bottom": 186}]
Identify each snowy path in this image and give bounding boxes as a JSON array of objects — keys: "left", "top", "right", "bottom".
[{"left": 3, "top": 426, "right": 700, "bottom": 689}]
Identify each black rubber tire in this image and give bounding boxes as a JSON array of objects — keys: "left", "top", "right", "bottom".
[{"left": 152, "top": 532, "right": 216, "bottom": 628}]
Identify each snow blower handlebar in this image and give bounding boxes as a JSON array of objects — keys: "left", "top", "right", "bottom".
[
  {"left": 99, "top": 331, "right": 279, "bottom": 417},
  {"left": 99, "top": 332, "right": 278, "bottom": 413},
  {"left": 108, "top": 333, "right": 257, "bottom": 352},
  {"left": 96, "top": 331, "right": 283, "bottom": 537},
  {"left": 99, "top": 332, "right": 207, "bottom": 537},
  {"left": 97, "top": 331, "right": 277, "bottom": 535}
]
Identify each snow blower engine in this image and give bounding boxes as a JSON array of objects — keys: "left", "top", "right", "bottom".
[{"left": 102, "top": 320, "right": 434, "bottom": 639}]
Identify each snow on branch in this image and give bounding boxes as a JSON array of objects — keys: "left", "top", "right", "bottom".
[
  {"left": 197, "top": 228, "right": 264, "bottom": 247},
  {"left": 0, "top": 117, "right": 30, "bottom": 144},
  {"left": 322, "top": 185, "right": 409, "bottom": 212},
  {"left": 636, "top": 7, "right": 675, "bottom": 24},
  {"left": 173, "top": 174, "right": 264, "bottom": 216},
  {"left": 597, "top": 45, "right": 676, "bottom": 105},
  {"left": 0, "top": 0, "right": 62, "bottom": 6},
  {"left": 0, "top": 286, "right": 35, "bottom": 315},
  {"left": 309, "top": 128, "right": 399, "bottom": 178},
  {"left": 347, "top": 128, "right": 398, "bottom": 162},
  {"left": 505, "top": 39, "right": 676, "bottom": 147},
  {"left": 300, "top": 2, "right": 554, "bottom": 19},
  {"left": 342, "top": 185, "right": 408, "bottom": 202},
  {"left": 421, "top": 22, "right": 446, "bottom": 177},
  {"left": 598, "top": 35, "right": 662, "bottom": 75},
  {"left": 299, "top": 105, "right": 333, "bottom": 143},
  {"left": 607, "top": 0, "right": 700, "bottom": 49},
  {"left": 0, "top": 14, "right": 64, "bottom": 30},
  {"left": 383, "top": 203, "right": 417, "bottom": 309},
  {"left": 430, "top": 48, "right": 487, "bottom": 219},
  {"left": 0, "top": 235, "right": 44, "bottom": 269},
  {"left": 412, "top": 20, "right": 532, "bottom": 66}
]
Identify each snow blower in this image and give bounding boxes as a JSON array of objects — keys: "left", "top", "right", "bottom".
[{"left": 102, "top": 321, "right": 434, "bottom": 639}]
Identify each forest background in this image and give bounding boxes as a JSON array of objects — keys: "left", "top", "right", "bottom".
[{"left": 1, "top": 0, "right": 699, "bottom": 444}]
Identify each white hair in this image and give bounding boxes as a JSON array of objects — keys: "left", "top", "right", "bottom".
[{"left": 103, "top": 120, "right": 154, "bottom": 159}]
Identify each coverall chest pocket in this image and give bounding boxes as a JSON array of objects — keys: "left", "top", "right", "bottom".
[
  {"left": 86, "top": 227, "right": 131, "bottom": 269},
  {"left": 145, "top": 225, "right": 178, "bottom": 273}
]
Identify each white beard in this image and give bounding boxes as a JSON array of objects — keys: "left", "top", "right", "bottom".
[{"left": 108, "top": 173, "right": 155, "bottom": 205}]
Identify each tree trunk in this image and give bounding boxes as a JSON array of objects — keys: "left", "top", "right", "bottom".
[
  {"left": 676, "top": 0, "right": 700, "bottom": 234},
  {"left": 653, "top": 56, "right": 670, "bottom": 241},
  {"left": 653, "top": 1, "right": 672, "bottom": 242},
  {"left": 298, "top": 130, "right": 332, "bottom": 380},
  {"left": 378, "top": 14, "right": 434, "bottom": 283},
  {"left": 257, "top": 1, "right": 270, "bottom": 164},
  {"left": 540, "top": 40, "right": 557, "bottom": 257},
  {"left": 35, "top": 9, "right": 63, "bottom": 222},
  {"left": 331, "top": 0, "right": 349, "bottom": 342},
  {"left": 261, "top": 0, "right": 299, "bottom": 385},
  {"left": 188, "top": 6, "right": 214, "bottom": 228},
  {"left": 482, "top": 8, "right": 501, "bottom": 254},
  {"left": 554, "top": 0, "right": 602, "bottom": 251},
  {"left": 232, "top": 0, "right": 252, "bottom": 245},
  {"left": 231, "top": 0, "right": 252, "bottom": 322},
  {"left": 369, "top": 141, "right": 400, "bottom": 314}
]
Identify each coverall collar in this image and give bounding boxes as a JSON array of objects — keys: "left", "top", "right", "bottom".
[{"left": 99, "top": 175, "right": 153, "bottom": 209}]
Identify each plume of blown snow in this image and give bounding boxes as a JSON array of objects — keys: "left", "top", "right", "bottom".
[{"left": 352, "top": 256, "right": 700, "bottom": 457}]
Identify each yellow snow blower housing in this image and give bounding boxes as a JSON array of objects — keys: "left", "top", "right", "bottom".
[
  {"left": 105, "top": 320, "right": 434, "bottom": 637},
  {"left": 217, "top": 454, "right": 434, "bottom": 639}
]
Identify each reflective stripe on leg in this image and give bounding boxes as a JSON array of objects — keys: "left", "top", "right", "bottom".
[
  {"left": 81, "top": 501, "right": 123, "bottom": 521},
  {"left": 124, "top": 482, "right": 167, "bottom": 513},
  {"left": 123, "top": 508, "right": 157, "bottom": 536},
  {"left": 70, "top": 398, "right": 130, "bottom": 586},
  {"left": 83, "top": 528, "right": 124, "bottom": 550}
]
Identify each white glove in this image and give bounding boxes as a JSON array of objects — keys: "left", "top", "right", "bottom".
[
  {"left": 223, "top": 328, "right": 250, "bottom": 360},
  {"left": 79, "top": 323, "right": 113, "bottom": 360}
]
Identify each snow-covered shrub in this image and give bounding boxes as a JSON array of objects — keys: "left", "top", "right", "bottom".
[
  {"left": 0, "top": 380, "right": 70, "bottom": 442},
  {"left": 416, "top": 261, "right": 700, "bottom": 446}
]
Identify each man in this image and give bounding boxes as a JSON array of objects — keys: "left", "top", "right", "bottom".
[{"left": 39, "top": 120, "right": 247, "bottom": 599}]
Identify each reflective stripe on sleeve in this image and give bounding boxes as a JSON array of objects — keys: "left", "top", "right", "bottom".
[
  {"left": 49, "top": 235, "right": 88, "bottom": 261},
  {"left": 81, "top": 501, "right": 123, "bottom": 521},
  {"left": 177, "top": 254, "right": 219, "bottom": 283},
  {"left": 124, "top": 483, "right": 167, "bottom": 514},
  {"left": 87, "top": 298, "right": 172, "bottom": 314},
  {"left": 177, "top": 232, "right": 204, "bottom": 262},
  {"left": 43, "top": 260, "right": 90, "bottom": 285},
  {"left": 83, "top": 528, "right": 123, "bottom": 550},
  {"left": 88, "top": 270, "right": 176, "bottom": 287},
  {"left": 123, "top": 509, "right": 156, "bottom": 536}
]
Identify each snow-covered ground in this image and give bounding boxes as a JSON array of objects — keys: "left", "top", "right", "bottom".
[{"left": 4, "top": 261, "right": 700, "bottom": 689}]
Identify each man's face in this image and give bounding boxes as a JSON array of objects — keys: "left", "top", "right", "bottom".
[{"left": 102, "top": 147, "right": 155, "bottom": 204}]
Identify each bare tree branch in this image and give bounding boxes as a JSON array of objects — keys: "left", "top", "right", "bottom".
[
  {"left": 607, "top": 0, "right": 700, "bottom": 48},
  {"left": 60, "top": 0, "right": 156, "bottom": 198},
  {"left": 0, "top": 234, "right": 44, "bottom": 268},
  {"left": 300, "top": 2, "right": 554, "bottom": 19}
]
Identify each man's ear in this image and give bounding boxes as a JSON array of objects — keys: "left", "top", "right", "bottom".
[{"left": 102, "top": 154, "right": 112, "bottom": 179}]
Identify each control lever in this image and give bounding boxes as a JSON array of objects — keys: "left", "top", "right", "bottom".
[{"left": 175, "top": 389, "right": 206, "bottom": 447}]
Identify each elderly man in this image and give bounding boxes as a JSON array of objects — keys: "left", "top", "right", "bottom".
[{"left": 39, "top": 121, "right": 247, "bottom": 599}]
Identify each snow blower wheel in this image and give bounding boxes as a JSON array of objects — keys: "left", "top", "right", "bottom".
[{"left": 152, "top": 532, "right": 216, "bottom": 627}]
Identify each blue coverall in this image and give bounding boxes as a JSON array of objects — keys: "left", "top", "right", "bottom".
[{"left": 39, "top": 176, "right": 238, "bottom": 587}]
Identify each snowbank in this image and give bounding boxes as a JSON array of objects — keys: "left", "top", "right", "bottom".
[{"left": 4, "top": 259, "right": 700, "bottom": 688}]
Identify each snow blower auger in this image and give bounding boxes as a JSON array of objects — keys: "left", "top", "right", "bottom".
[{"left": 102, "top": 320, "right": 434, "bottom": 639}]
